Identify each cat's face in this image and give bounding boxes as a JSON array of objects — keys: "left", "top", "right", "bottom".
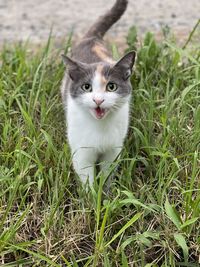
[{"left": 62, "top": 51, "right": 136, "bottom": 120}]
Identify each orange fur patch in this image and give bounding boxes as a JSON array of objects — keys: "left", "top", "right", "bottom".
[
  {"left": 92, "top": 44, "right": 115, "bottom": 64},
  {"left": 96, "top": 65, "right": 108, "bottom": 91}
]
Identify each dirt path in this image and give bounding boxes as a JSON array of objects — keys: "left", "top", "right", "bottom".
[{"left": 0, "top": 0, "right": 199, "bottom": 45}]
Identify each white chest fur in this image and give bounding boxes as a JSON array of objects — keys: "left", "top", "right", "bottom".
[
  {"left": 67, "top": 96, "right": 129, "bottom": 152},
  {"left": 65, "top": 95, "right": 130, "bottom": 184}
]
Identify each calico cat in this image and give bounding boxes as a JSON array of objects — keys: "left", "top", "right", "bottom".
[{"left": 61, "top": 0, "right": 136, "bottom": 185}]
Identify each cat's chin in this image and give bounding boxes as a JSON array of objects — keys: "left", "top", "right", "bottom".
[{"left": 90, "top": 107, "right": 109, "bottom": 120}]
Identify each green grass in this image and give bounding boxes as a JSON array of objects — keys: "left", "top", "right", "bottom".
[{"left": 0, "top": 26, "right": 200, "bottom": 266}]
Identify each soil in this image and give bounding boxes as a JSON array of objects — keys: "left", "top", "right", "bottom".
[{"left": 0, "top": 0, "right": 199, "bottom": 45}]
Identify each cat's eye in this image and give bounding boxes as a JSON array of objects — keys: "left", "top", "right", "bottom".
[
  {"left": 81, "top": 83, "right": 92, "bottom": 92},
  {"left": 106, "top": 82, "right": 118, "bottom": 92}
]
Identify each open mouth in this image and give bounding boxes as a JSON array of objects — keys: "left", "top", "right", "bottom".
[{"left": 92, "top": 107, "right": 107, "bottom": 119}]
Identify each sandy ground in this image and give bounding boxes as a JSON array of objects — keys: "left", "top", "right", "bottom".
[{"left": 0, "top": 0, "right": 199, "bottom": 45}]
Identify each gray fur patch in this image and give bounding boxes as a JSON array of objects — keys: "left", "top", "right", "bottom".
[
  {"left": 61, "top": 0, "right": 136, "bottom": 102},
  {"left": 65, "top": 62, "right": 133, "bottom": 99}
]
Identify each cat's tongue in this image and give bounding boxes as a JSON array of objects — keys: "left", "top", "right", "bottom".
[{"left": 94, "top": 107, "right": 106, "bottom": 119}]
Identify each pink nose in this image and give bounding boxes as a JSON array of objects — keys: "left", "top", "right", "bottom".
[{"left": 93, "top": 98, "right": 104, "bottom": 106}]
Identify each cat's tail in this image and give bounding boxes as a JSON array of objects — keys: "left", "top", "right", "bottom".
[{"left": 84, "top": 0, "right": 128, "bottom": 39}]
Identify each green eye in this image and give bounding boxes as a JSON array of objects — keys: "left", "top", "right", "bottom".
[
  {"left": 106, "top": 82, "right": 118, "bottom": 92},
  {"left": 81, "top": 83, "right": 92, "bottom": 92}
]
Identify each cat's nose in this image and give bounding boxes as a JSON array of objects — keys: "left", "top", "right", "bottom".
[{"left": 93, "top": 98, "right": 104, "bottom": 106}]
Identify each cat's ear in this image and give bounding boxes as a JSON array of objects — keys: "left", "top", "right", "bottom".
[
  {"left": 61, "top": 54, "right": 88, "bottom": 81},
  {"left": 112, "top": 51, "right": 136, "bottom": 80}
]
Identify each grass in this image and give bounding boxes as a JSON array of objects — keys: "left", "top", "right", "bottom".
[{"left": 0, "top": 25, "right": 200, "bottom": 266}]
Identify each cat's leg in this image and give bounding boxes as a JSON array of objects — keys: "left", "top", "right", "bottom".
[
  {"left": 100, "top": 147, "right": 121, "bottom": 177},
  {"left": 99, "top": 148, "right": 121, "bottom": 191},
  {"left": 72, "top": 148, "right": 96, "bottom": 185}
]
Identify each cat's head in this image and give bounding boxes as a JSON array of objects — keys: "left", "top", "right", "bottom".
[{"left": 62, "top": 51, "right": 136, "bottom": 120}]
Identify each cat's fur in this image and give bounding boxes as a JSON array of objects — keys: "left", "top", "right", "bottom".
[{"left": 61, "top": 0, "right": 136, "bottom": 185}]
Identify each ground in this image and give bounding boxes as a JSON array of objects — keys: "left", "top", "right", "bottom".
[{"left": 0, "top": 0, "right": 200, "bottom": 45}]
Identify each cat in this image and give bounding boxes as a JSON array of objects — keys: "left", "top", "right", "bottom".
[{"left": 61, "top": 0, "right": 136, "bottom": 185}]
